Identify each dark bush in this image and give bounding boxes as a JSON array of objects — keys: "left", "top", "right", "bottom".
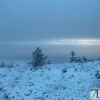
[
  {"left": 95, "top": 70, "right": 100, "bottom": 79},
  {"left": 62, "top": 68, "right": 67, "bottom": 73},
  {"left": 32, "top": 47, "right": 47, "bottom": 67},
  {"left": 0, "top": 62, "right": 6, "bottom": 68}
]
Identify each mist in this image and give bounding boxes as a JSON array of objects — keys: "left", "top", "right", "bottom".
[{"left": 0, "top": 0, "right": 100, "bottom": 62}]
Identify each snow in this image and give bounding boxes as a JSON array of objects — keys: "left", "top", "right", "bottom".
[{"left": 0, "top": 60, "right": 100, "bottom": 100}]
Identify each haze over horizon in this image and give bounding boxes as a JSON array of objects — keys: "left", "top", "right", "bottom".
[{"left": 0, "top": 0, "right": 100, "bottom": 61}]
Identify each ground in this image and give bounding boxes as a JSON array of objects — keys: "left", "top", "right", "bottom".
[{"left": 0, "top": 60, "right": 100, "bottom": 100}]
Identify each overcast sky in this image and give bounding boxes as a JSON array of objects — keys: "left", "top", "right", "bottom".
[
  {"left": 0, "top": 0, "right": 100, "bottom": 60},
  {"left": 0, "top": 0, "right": 100, "bottom": 42}
]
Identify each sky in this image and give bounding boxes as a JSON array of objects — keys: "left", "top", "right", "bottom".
[{"left": 0, "top": 0, "right": 100, "bottom": 61}]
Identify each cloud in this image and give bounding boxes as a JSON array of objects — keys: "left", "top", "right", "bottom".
[
  {"left": 0, "top": 0, "right": 100, "bottom": 42},
  {"left": 2, "top": 39, "right": 100, "bottom": 46}
]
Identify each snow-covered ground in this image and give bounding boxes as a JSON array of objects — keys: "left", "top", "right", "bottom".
[{"left": 0, "top": 60, "right": 100, "bottom": 100}]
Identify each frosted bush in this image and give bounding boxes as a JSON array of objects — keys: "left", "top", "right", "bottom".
[
  {"left": 0, "top": 62, "right": 6, "bottom": 68},
  {"left": 32, "top": 47, "right": 47, "bottom": 67}
]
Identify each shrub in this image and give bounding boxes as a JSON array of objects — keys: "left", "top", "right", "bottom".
[
  {"left": 70, "top": 51, "right": 87, "bottom": 63},
  {"left": 95, "top": 70, "right": 100, "bottom": 79},
  {"left": 70, "top": 51, "right": 82, "bottom": 63},
  {"left": 62, "top": 68, "right": 67, "bottom": 73},
  {"left": 93, "top": 70, "right": 100, "bottom": 87},
  {"left": 32, "top": 47, "right": 47, "bottom": 67},
  {"left": 47, "top": 60, "right": 51, "bottom": 64},
  {"left": 0, "top": 62, "right": 6, "bottom": 68},
  {"left": 82, "top": 55, "right": 87, "bottom": 62},
  {"left": 7, "top": 63, "right": 14, "bottom": 68},
  {"left": 70, "top": 51, "right": 75, "bottom": 63}
]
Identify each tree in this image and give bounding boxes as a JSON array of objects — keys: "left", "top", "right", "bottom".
[
  {"left": 32, "top": 47, "right": 47, "bottom": 67},
  {"left": 70, "top": 51, "right": 75, "bottom": 62},
  {"left": 82, "top": 55, "right": 87, "bottom": 62},
  {"left": 71, "top": 51, "right": 75, "bottom": 57}
]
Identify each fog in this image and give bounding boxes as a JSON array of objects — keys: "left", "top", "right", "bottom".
[{"left": 0, "top": 0, "right": 100, "bottom": 62}]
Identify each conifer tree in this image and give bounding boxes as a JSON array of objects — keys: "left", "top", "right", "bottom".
[{"left": 32, "top": 47, "right": 47, "bottom": 67}]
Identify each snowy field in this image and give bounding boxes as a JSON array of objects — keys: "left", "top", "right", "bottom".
[{"left": 0, "top": 60, "right": 100, "bottom": 100}]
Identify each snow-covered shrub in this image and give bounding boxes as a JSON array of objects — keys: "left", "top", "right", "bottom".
[
  {"left": 87, "top": 59, "right": 94, "bottom": 62},
  {"left": 70, "top": 56, "right": 82, "bottom": 63},
  {"left": 70, "top": 51, "right": 81, "bottom": 63},
  {"left": 32, "top": 47, "right": 47, "bottom": 67},
  {"left": 70, "top": 51, "right": 75, "bottom": 63},
  {"left": 47, "top": 60, "right": 51, "bottom": 64},
  {"left": 93, "top": 70, "right": 100, "bottom": 88},
  {"left": 95, "top": 70, "right": 100, "bottom": 79},
  {"left": 70, "top": 51, "right": 87, "bottom": 63},
  {"left": 7, "top": 63, "right": 14, "bottom": 68},
  {"left": 82, "top": 55, "right": 87, "bottom": 62},
  {"left": 4, "top": 93, "right": 10, "bottom": 100},
  {"left": 0, "top": 62, "right": 6, "bottom": 68},
  {"left": 75, "top": 57, "right": 82, "bottom": 63},
  {"left": 54, "top": 83, "right": 67, "bottom": 90},
  {"left": 74, "top": 68, "right": 77, "bottom": 71},
  {"left": 62, "top": 68, "right": 67, "bottom": 73}
]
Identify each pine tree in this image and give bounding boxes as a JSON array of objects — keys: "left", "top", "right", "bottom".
[
  {"left": 32, "top": 47, "right": 47, "bottom": 67},
  {"left": 71, "top": 51, "right": 75, "bottom": 57},
  {"left": 82, "top": 55, "right": 87, "bottom": 62},
  {"left": 70, "top": 51, "right": 75, "bottom": 62}
]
